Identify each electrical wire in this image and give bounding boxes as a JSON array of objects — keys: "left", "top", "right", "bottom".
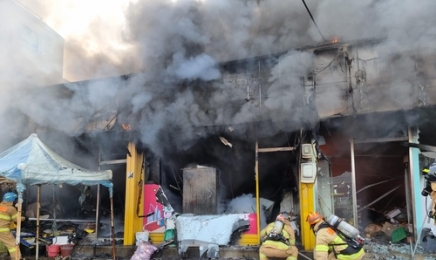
[
  {"left": 301, "top": 0, "right": 327, "bottom": 42},
  {"left": 313, "top": 49, "right": 348, "bottom": 75},
  {"left": 313, "top": 56, "right": 336, "bottom": 74}
]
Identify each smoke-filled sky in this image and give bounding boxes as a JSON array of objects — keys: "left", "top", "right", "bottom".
[
  {"left": 2, "top": 0, "right": 436, "bottom": 160},
  {"left": 16, "top": 0, "right": 436, "bottom": 82}
]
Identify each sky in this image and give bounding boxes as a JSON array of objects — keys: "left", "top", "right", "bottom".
[
  {"left": 18, "top": 0, "right": 139, "bottom": 81},
  {"left": 16, "top": 0, "right": 436, "bottom": 82},
  {"left": 15, "top": 0, "right": 328, "bottom": 81}
]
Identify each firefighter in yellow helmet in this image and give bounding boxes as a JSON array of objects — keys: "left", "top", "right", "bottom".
[
  {"left": 259, "top": 212, "right": 298, "bottom": 260},
  {"left": 0, "top": 192, "right": 26, "bottom": 260},
  {"left": 307, "top": 212, "right": 365, "bottom": 260}
]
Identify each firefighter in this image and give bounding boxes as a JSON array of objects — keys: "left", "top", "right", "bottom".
[
  {"left": 259, "top": 212, "right": 298, "bottom": 260},
  {"left": 0, "top": 192, "right": 26, "bottom": 260},
  {"left": 421, "top": 163, "right": 436, "bottom": 222},
  {"left": 307, "top": 212, "right": 365, "bottom": 260},
  {"left": 426, "top": 179, "right": 436, "bottom": 222},
  {"left": 421, "top": 163, "right": 436, "bottom": 197}
]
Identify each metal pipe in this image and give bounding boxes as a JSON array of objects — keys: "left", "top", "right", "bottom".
[
  {"left": 405, "top": 167, "right": 412, "bottom": 222},
  {"left": 354, "top": 155, "right": 404, "bottom": 158},
  {"left": 258, "top": 60, "right": 262, "bottom": 115},
  {"left": 350, "top": 139, "right": 358, "bottom": 227},
  {"left": 110, "top": 196, "right": 117, "bottom": 259},
  {"left": 96, "top": 185, "right": 101, "bottom": 238},
  {"left": 356, "top": 178, "right": 402, "bottom": 194},
  {"left": 258, "top": 147, "right": 295, "bottom": 153},
  {"left": 354, "top": 136, "right": 408, "bottom": 144},
  {"left": 405, "top": 165, "right": 414, "bottom": 259},
  {"left": 408, "top": 128, "right": 420, "bottom": 251},
  {"left": 299, "top": 252, "right": 314, "bottom": 260},
  {"left": 15, "top": 193, "right": 23, "bottom": 260},
  {"left": 99, "top": 159, "right": 127, "bottom": 165},
  {"left": 28, "top": 218, "right": 109, "bottom": 223},
  {"left": 96, "top": 147, "right": 101, "bottom": 238},
  {"left": 405, "top": 143, "right": 436, "bottom": 153},
  {"left": 255, "top": 141, "right": 261, "bottom": 244},
  {"left": 36, "top": 185, "right": 41, "bottom": 260}
]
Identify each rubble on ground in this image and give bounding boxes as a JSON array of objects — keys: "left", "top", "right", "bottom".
[
  {"left": 364, "top": 240, "right": 436, "bottom": 260},
  {"left": 361, "top": 207, "right": 436, "bottom": 259}
]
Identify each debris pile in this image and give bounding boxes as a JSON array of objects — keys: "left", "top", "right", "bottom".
[
  {"left": 364, "top": 240, "right": 436, "bottom": 260},
  {"left": 362, "top": 208, "right": 412, "bottom": 245},
  {"left": 17, "top": 220, "right": 97, "bottom": 257}
]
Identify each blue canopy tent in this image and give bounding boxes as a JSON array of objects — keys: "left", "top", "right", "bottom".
[{"left": 0, "top": 134, "right": 116, "bottom": 259}]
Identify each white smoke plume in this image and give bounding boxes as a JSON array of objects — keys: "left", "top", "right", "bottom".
[{"left": 226, "top": 193, "right": 270, "bottom": 229}]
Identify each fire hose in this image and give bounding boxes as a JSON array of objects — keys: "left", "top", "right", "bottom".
[{"left": 298, "top": 252, "right": 313, "bottom": 260}]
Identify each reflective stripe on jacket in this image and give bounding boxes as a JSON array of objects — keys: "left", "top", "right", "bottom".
[
  {"left": 0, "top": 227, "right": 10, "bottom": 232},
  {"left": 0, "top": 201, "right": 18, "bottom": 229}
]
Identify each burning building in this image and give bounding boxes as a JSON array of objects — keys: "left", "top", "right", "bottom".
[
  {"left": 3, "top": 0, "right": 436, "bottom": 258},
  {"left": 3, "top": 35, "right": 435, "bottom": 258}
]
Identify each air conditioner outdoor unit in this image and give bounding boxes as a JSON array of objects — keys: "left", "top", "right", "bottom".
[
  {"left": 301, "top": 162, "right": 317, "bottom": 183},
  {"left": 301, "top": 144, "right": 313, "bottom": 159}
]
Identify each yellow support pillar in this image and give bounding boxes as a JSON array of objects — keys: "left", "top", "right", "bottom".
[
  {"left": 300, "top": 182, "right": 316, "bottom": 250},
  {"left": 124, "top": 142, "right": 145, "bottom": 245},
  {"left": 255, "top": 141, "right": 261, "bottom": 245}
]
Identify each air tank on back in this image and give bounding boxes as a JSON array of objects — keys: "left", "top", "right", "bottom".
[{"left": 326, "top": 214, "right": 364, "bottom": 241}]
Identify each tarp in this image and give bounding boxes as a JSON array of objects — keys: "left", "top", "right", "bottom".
[
  {"left": 176, "top": 214, "right": 249, "bottom": 257},
  {"left": 0, "top": 133, "right": 113, "bottom": 195}
]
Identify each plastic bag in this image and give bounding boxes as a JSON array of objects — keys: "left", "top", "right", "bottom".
[{"left": 131, "top": 241, "right": 157, "bottom": 260}]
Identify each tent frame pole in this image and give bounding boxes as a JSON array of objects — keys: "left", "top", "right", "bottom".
[
  {"left": 96, "top": 146, "right": 101, "bottom": 238},
  {"left": 111, "top": 196, "right": 116, "bottom": 259},
  {"left": 96, "top": 185, "right": 101, "bottom": 237},
  {"left": 35, "top": 185, "right": 41, "bottom": 259}
]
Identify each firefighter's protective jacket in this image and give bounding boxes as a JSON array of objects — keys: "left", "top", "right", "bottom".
[
  {"left": 0, "top": 201, "right": 19, "bottom": 231},
  {"left": 313, "top": 221, "right": 365, "bottom": 260},
  {"left": 430, "top": 191, "right": 436, "bottom": 220},
  {"left": 260, "top": 220, "right": 296, "bottom": 247}
]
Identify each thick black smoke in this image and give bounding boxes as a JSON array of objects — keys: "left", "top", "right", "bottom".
[{"left": 2, "top": 0, "right": 436, "bottom": 181}]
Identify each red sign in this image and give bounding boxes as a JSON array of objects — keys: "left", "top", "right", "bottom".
[{"left": 143, "top": 184, "right": 165, "bottom": 233}]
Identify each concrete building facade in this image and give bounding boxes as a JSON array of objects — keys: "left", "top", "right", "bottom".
[{"left": 0, "top": 0, "right": 65, "bottom": 88}]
